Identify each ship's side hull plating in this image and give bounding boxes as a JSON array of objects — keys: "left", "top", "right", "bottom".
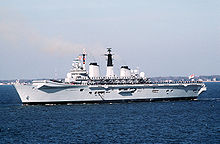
[{"left": 14, "top": 83, "right": 206, "bottom": 105}]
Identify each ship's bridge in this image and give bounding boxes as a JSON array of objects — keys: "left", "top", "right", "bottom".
[{"left": 65, "top": 57, "right": 89, "bottom": 83}]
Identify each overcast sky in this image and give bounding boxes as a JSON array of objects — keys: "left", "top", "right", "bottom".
[{"left": 0, "top": 0, "right": 219, "bottom": 80}]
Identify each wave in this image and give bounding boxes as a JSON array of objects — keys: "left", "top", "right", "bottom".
[{"left": 198, "top": 98, "right": 220, "bottom": 101}]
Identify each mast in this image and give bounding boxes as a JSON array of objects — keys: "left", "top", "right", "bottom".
[
  {"left": 82, "top": 49, "right": 87, "bottom": 70},
  {"left": 107, "top": 48, "right": 113, "bottom": 66},
  {"left": 105, "top": 48, "right": 114, "bottom": 77}
]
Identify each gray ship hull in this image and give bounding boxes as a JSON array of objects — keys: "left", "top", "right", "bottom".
[{"left": 14, "top": 82, "right": 206, "bottom": 105}]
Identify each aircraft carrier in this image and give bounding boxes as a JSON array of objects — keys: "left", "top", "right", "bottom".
[{"left": 14, "top": 48, "right": 207, "bottom": 105}]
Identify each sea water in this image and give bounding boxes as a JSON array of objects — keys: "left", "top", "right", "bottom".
[{"left": 0, "top": 83, "right": 219, "bottom": 143}]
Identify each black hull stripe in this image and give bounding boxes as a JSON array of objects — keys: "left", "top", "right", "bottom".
[{"left": 22, "top": 97, "right": 197, "bottom": 105}]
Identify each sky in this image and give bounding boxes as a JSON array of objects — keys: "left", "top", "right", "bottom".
[{"left": 0, "top": 0, "right": 219, "bottom": 80}]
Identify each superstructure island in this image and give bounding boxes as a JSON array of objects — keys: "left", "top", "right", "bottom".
[{"left": 14, "top": 48, "right": 207, "bottom": 105}]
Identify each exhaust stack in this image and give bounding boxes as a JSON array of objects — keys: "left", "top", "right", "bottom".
[
  {"left": 120, "top": 66, "right": 131, "bottom": 77},
  {"left": 89, "top": 63, "right": 100, "bottom": 78}
]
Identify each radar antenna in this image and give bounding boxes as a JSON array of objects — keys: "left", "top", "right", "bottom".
[{"left": 107, "top": 48, "right": 112, "bottom": 54}]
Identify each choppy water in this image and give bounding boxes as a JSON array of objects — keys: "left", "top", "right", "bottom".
[{"left": 0, "top": 83, "right": 219, "bottom": 143}]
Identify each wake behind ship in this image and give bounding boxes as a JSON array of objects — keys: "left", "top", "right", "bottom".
[{"left": 14, "top": 48, "right": 206, "bottom": 105}]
